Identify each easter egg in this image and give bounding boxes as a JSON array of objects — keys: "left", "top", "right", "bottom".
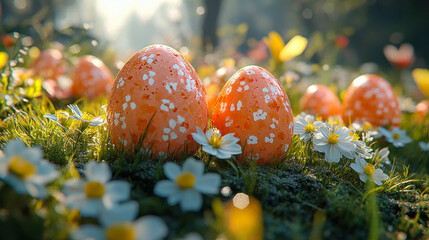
[
  {"left": 414, "top": 100, "right": 429, "bottom": 123},
  {"left": 107, "top": 45, "right": 209, "bottom": 156},
  {"left": 31, "top": 49, "right": 66, "bottom": 80},
  {"left": 342, "top": 74, "right": 400, "bottom": 127},
  {"left": 299, "top": 84, "right": 341, "bottom": 120},
  {"left": 211, "top": 66, "right": 294, "bottom": 164},
  {"left": 71, "top": 55, "right": 113, "bottom": 99}
]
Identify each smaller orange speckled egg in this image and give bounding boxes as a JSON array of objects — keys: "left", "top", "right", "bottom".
[
  {"left": 31, "top": 49, "right": 66, "bottom": 80},
  {"left": 414, "top": 100, "right": 429, "bottom": 123},
  {"left": 71, "top": 55, "right": 113, "bottom": 99},
  {"left": 212, "top": 66, "right": 294, "bottom": 164},
  {"left": 107, "top": 45, "right": 209, "bottom": 156},
  {"left": 342, "top": 74, "right": 401, "bottom": 127},
  {"left": 300, "top": 84, "right": 342, "bottom": 120}
]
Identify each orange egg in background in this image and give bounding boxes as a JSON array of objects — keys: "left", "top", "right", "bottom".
[
  {"left": 107, "top": 45, "right": 209, "bottom": 156},
  {"left": 342, "top": 74, "right": 401, "bottom": 127},
  {"left": 414, "top": 100, "right": 429, "bottom": 123},
  {"left": 212, "top": 65, "right": 294, "bottom": 164},
  {"left": 71, "top": 55, "right": 113, "bottom": 99},
  {"left": 299, "top": 84, "right": 342, "bottom": 120},
  {"left": 206, "top": 82, "right": 221, "bottom": 115},
  {"left": 31, "top": 49, "right": 67, "bottom": 80}
]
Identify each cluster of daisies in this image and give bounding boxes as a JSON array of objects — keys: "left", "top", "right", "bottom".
[
  {"left": 0, "top": 102, "right": 425, "bottom": 239},
  {"left": 294, "top": 112, "right": 416, "bottom": 185},
  {"left": 0, "top": 105, "right": 236, "bottom": 239},
  {"left": 0, "top": 138, "right": 222, "bottom": 239}
]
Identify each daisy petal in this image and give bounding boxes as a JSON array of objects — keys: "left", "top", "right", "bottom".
[
  {"left": 195, "top": 173, "right": 221, "bottom": 194},
  {"left": 180, "top": 189, "right": 202, "bottom": 212},
  {"left": 135, "top": 216, "right": 168, "bottom": 240},
  {"left": 99, "top": 201, "right": 139, "bottom": 227},
  {"left": 85, "top": 161, "right": 111, "bottom": 183},
  {"left": 163, "top": 162, "right": 181, "bottom": 180},
  {"left": 182, "top": 158, "right": 204, "bottom": 177},
  {"left": 154, "top": 180, "right": 179, "bottom": 198},
  {"left": 105, "top": 180, "right": 130, "bottom": 202}
]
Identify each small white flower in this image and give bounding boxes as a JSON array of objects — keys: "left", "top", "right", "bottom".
[
  {"left": 378, "top": 147, "right": 391, "bottom": 165},
  {"left": 419, "top": 142, "right": 429, "bottom": 152},
  {"left": 154, "top": 157, "right": 221, "bottom": 212},
  {"left": 350, "top": 158, "right": 389, "bottom": 186},
  {"left": 71, "top": 201, "right": 168, "bottom": 240},
  {"left": 353, "top": 139, "right": 373, "bottom": 160},
  {"left": 313, "top": 125, "right": 356, "bottom": 163},
  {"left": 44, "top": 111, "right": 69, "bottom": 129},
  {"left": 67, "top": 104, "right": 106, "bottom": 126},
  {"left": 192, "top": 127, "right": 242, "bottom": 159},
  {"left": 294, "top": 113, "right": 322, "bottom": 142},
  {"left": 378, "top": 127, "right": 412, "bottom": 147},
  {"left": 361, "top": 132, "right": 374, "bottom": 143},
  {"left": 350, "top": 121, "right": 379, "bottom": 137},
  {"left": 0, "top": 139, "right": 58, "bottom": 199},
  {"left": 63, "top": 161, "right": 131, "bottom": 218}
]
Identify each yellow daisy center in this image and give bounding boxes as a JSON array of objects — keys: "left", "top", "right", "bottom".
[
  {"left": 9, "top": 156, "right": 37, "bottom": 179},
  {"left": 327, "top": 133, "right": 340, "bottom": 144},
  {"left": 84, "top": 181, "right": 105, "bottom": 198},
  {"left": 364, "top": 164, "right": 375, "bottom": 176},
  {"left": 392, "top": 133, "right": 400, "bottom": 139},
  {"left": 105, "top": 222, "right": 136, "bottom": 240},
  {"left": 304, "top": 122, "right": 316, "bottom": 133},
  {"left": 349, "top": 132, "right": 360, "bottom": 141},
  {"left": 82, "top": 113, "right": 93, "bottom": 121},
  {"left": 363, "top": 122, "right": 372, "bottom": 131},
  {"left": 176, "top": 172, "right": 196, "bottom": 189},
  {"left": 209, "top": 129, "right": 222, "bottom": 149}
]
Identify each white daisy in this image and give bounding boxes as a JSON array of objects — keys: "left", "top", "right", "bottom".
[
  {"left": 377, "top": 147, "right": 391, "bottom": 165},
  {"left": 313, "top": 125, "right": 356, "bottom": 163},
  {"left": 67, "top": 104, "right": 106, "bottom": 126},
  {"left": 350, "top": 121, "right": 379, "bottom": 136},
  {"left": 294, "top": 113, "right": 322, "bottom": 142},
  {"left": 44, "top": 111, "right": 70, "bottom": 129},
  {"left": 419, "top": 142, "right": 429, "bottom": 151},
  {"left": 353, "top": 139, "right": 373, "bottom": 160},
  {"left": 62, "top": 161, "right": 130, "bottom": 218},
  {"left": 0, "top": 139, "right": 58, "bottom": 199},
  {"left": 378, "top": 127, "right": 412, "bottom": 148},
  {"left": 71, "top": 201, "right": 168, "bottom": 240},
  {"left": 192, "top": 127, "right": 242, "bottom": 159},
  {"left": 350, "top": 158, "right": 389, "bottom": 186},
  {"left": 154, "top": 157, "right": 221, "bottom": 212}
]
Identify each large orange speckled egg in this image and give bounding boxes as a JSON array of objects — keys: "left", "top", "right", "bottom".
[
  {"left": 107, "top": 45, "right": 209, "bottom": 156},
  {"left": 31, "top": 49, "right": 66, "bottom": 80},
  {"left": 342, "top": 74, "right": 401, "bottom": 126},
  {"left": 71, "top": 55, "right": 113, "bottom": 99},
  {"left": 299, "top": 84, "right": 341, "bottom": 120},
  {"left": 414, "top": 100, "right": 429, "bottom": 123},
  {"left": 212, "top": 66, "right": 294, "bottom": 164}
]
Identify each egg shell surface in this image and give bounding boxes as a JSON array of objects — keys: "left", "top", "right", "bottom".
[
  {"left": 211, "top": 66, "right": 294, "bottom": 164},
  {"left": 342, "top": 74, "right": 400, "bottom": 126},
  {"left": 31, "top": 49, "right": 66, "bottom": 80},
  {"left": 299, "top": 84, "right": 342, "bottom": 120},
  {"left": 71, "top": 55, "right": 113, "bottom": 99},
  {"left": 107, "top": 45, "right": 208, "bottom": 156}
]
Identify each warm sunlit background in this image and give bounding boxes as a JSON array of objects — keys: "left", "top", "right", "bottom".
[{"left": 2, "top": 0, "right": 429, "bottom": 68}]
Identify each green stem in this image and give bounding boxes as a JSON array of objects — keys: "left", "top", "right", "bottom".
[{"left": 366, "top": 178, "right": 380, "bottom": 240}]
